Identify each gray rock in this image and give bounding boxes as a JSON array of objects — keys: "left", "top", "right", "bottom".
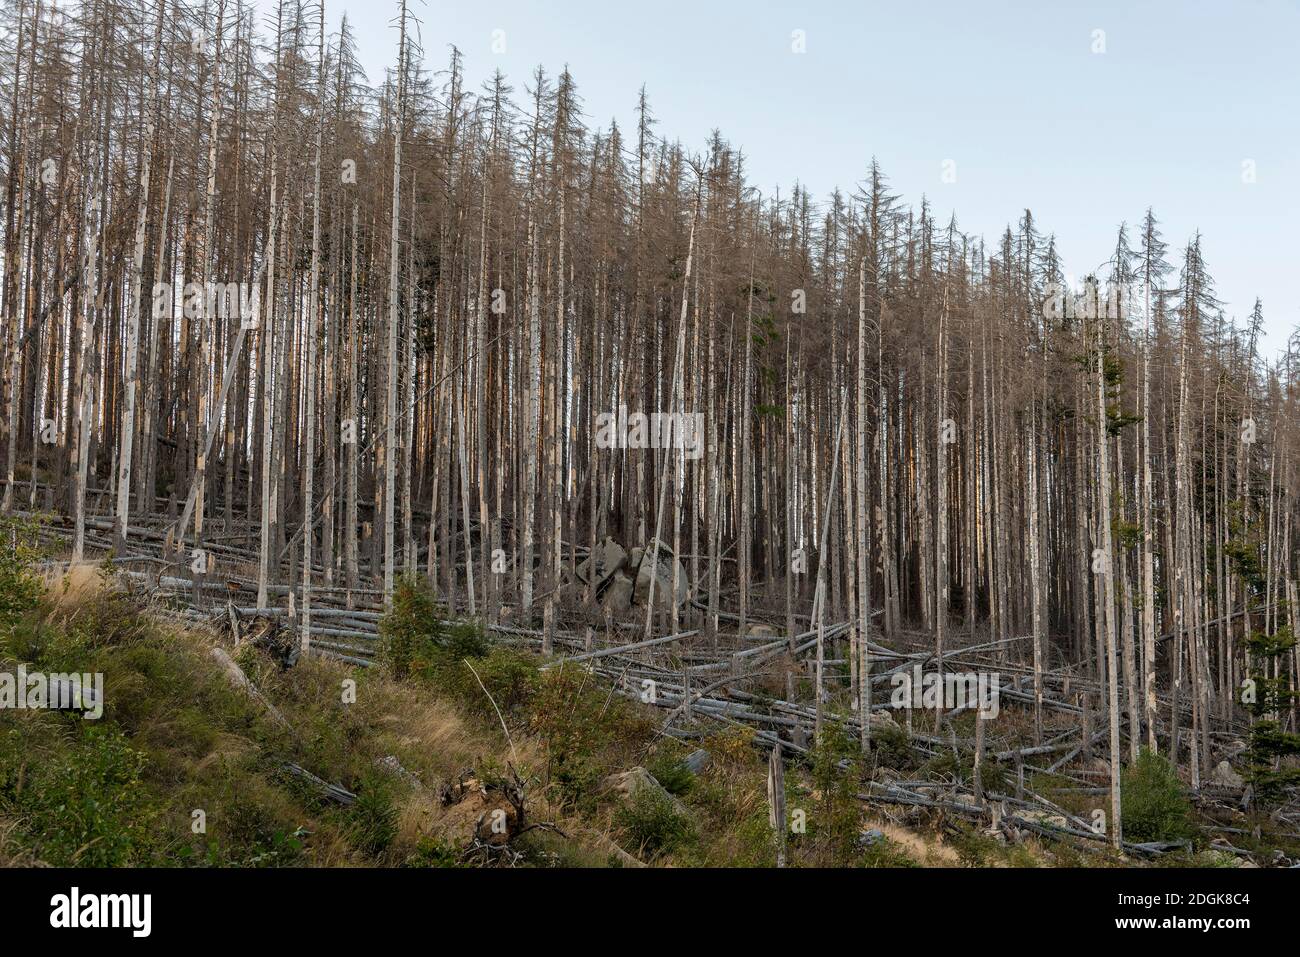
[
  {"left": 857, "top": 828, "right": 885, "bottom": 847},
  {"left": 631, "top": 538, "right": 689, "bottom": 612},
  {"left": 683, "top": 748, "right": 711, "bottom": 775},
  {"left": 1211, "top": 760, "right": 1245, "bottom": 789},
  {"left": 600, "top": 571, "right": 634, "bottom": 617},
  {"left": 47, "top": 675, "right": 100, "bottom": 713},
  {"left": 577, "top": 537, "right": 628, "bottom": 590}
]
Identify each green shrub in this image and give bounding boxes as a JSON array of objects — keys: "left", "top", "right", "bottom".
[
  {"left": 440, "top": 646, "right": 539, "bottom": 718},
  {"left": 615, "top": 786, "right": 695, "bottom": 857},
  {"left": 443, "top": 620, "right": 490, "bottom": 659},
  {"left": 20, "top": 583, "right": 151, "bottom": 673},
  {"left": 240, "top": 827, "right": 308, "bottom": 867},
  {"left": 348, "top": 775, "right": 398, "bottom": 856},
  {"left": 379, "top": 576, "right": 443, "bottom": 678},
  {"left": 0, "top": 516, "right": 44, "bottom": 632},
  {"left": 1121, "top": 748, "right": 1195, "bottom": 844},
  {"left": 859, "top": 835, "right": 922, "bottom": 868},
  {"left": 405, "top": 835, "right": 463, "bottom": 868},
  {"left": 1243, "top": 627, "right": 1300, "bottom": 802},
  {"left": 528, "top": 665, "right": 654, "bottom": 811},
  {"left": 4, "top": 726, "right": 158, "bottom": 866},
  {"left": 379, "top": 578, "right": 506, "bottom": 702},
  {"left": 204, "top": 775, "right": 307, "bottom": 867},
  {"left": 809, "top": 719, "right": 865, "bottom": 852},
  {"left": 647, "top": 752, "right": 695, "bottom": 796},
  {"left": 869, "top": 723, "right": 916, "bottom": 771},
  {"left": 729, "top": 805, "right": 780, "bottom": 867}
]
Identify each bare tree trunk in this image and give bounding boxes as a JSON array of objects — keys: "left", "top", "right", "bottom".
[
  {"left": 1140, "top": 281, "right": 1157, "bottom": 751},
  {"left": 855, "top": 258, "right": 871, "bottom": 752},
  {"left": 301, "top": 1, "right": 325, "bottom": 650},
  {"left": 383, "top": 1, "right": 407, "bottom": 602},
  {"left": 1096, "top": 317, "right": 1122, "bottom": 849}
]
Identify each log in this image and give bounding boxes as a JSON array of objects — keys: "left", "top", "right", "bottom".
[{"left": 281, "top": 762, "right": 357, "bottom": 805}]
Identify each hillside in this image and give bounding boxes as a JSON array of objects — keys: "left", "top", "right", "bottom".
[{"left": 2, "top": 529, "right": 1294, "bottom": 869}]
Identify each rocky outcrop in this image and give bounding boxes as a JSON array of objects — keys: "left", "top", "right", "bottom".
[
  {"left": 630, "top": 539, "right": 689, "bottom": 613},
  {"left": 600, "top": 572, "right": 634, "bottom": 616},
  {"left": 577, "top": 537, "right": 628, "bottom": 591},
  {"left": 557, "top": 536, "right": 690, "bottom": 619}
]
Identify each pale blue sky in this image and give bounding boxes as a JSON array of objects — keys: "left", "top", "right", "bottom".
[{"left": 292, "top": 0, "right": 1300, "bottom": 356}]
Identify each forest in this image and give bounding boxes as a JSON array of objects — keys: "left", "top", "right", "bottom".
[{"left": 1, "top": 0, "right": 1298, "bottom": 868}]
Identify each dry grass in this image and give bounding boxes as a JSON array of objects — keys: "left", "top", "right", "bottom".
[
  {"left": 40, "top": 562, "right": 108, "bottom": 610},
  {"left": 863, "top": 814, "right": 962, "bottom": 866}
]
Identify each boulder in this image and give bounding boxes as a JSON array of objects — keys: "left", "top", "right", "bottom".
[
  {"left": 577, "top": 537, "right": 628, "bottom": 591},
  {"left": 745, "top": 622, "right": 778, "bottom": 640},
  {"left": 857, "top": 828, "right": 885, "bottom": 848},
  {"left": 46, "top": 675, "right": 100, "bottom": 714},
  {"left": 1211, "top": 760, "right": 1245, "bottom": 789},
  {"left": 1084, "top": 757, "right": 1112, "bottom": 776},
  {"left": 631, "top": 538, "right": 689, "bottom": 612},
  {"left": 600, "top": 571, "right": 634, "bottom": 617}
]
